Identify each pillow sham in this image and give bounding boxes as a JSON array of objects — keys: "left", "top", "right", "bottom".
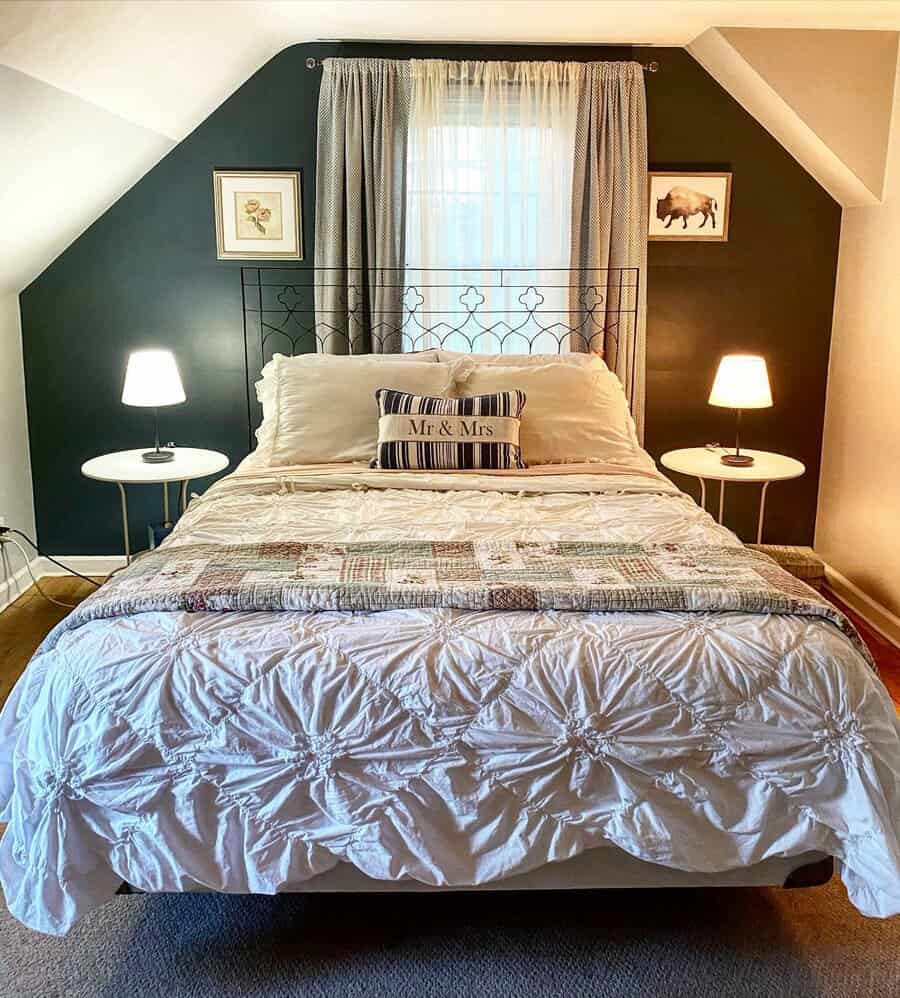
[
  {"left": 371, "top": 388, "right": 527, "bottom": 471},
  {"left": 434, "top": 349, "right": 602, "bottom": 368},
  {"left": 454, "top": 362, "right": 644, "bottom": 467},
  {"left": 252, "top": 353, "right": 455, "bottom": 467},
  {"left": 445, "top": 350, "right": 609, "bottom": 394}
]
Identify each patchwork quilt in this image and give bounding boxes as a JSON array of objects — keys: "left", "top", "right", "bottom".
[
  {"left": 48, "top": 540, "right": 870, "bottom": 658},
  {"left": 1, "top": 465, "right": 899, "bottom": 935}
]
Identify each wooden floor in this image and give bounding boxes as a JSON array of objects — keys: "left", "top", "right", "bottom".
[
  {"left": 0, "top": 577, "right": 898, "bottom": 711},
  {"left": 0, "top": 577, "right": 103, "bottom": 708}
]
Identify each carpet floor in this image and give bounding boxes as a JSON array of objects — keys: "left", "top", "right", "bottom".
[{"left": 1, "top": 879, "right": 898, "bottom": 998}]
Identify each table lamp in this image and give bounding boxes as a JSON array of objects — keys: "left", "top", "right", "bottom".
[
  {"left": 122, "top": 349, "right": 186, "bottom": 463},
  {"left": 708, "top": 354, "right": 772, "bottom": 467}
]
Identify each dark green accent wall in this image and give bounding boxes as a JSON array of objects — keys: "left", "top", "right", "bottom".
[{"left": 19, "top": 43, "right": 840, "bottom": 553}]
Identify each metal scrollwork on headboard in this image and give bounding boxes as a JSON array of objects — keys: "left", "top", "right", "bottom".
[{"left": 241, "top": 266, "right": 640, "bottom": 447}]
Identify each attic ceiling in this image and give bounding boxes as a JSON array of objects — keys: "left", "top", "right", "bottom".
[{"left": 3, "top": 0, "right": 900, "bottom": 295}]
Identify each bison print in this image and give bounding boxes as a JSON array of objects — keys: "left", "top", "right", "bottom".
[
  {"left": 657, "top": 186, "right": 717, "bottom": 230},
  {"left": 648, "top": 173, "right": 731, "bottom": 241}
]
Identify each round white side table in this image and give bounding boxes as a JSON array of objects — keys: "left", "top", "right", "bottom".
[
  {"left": 660, "top": 447, "right": 805, "bottom": 543},
  {"left": 82, "top": 448, "right": 229, "bottom": 561}
]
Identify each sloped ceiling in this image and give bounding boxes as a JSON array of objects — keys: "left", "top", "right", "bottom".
[
  {"left": 721, "top": 29, "right": 898, "bottom": 198},
  {"left": 3, "top": 0, "right": 900, "bottom": 293},
  {"left": 690, "top": 28, "right": 899, "bottom": 204}
]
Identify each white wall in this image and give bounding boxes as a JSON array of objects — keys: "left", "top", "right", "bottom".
[
  {"left": 816, "top": 50, "right": 900, "bottom": 637},
  {"left": 0, "top": 293, "right": 35, "bottom": 542}
]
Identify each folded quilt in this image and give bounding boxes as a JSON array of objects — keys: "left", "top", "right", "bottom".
[{"left": 45, "top": 540, "right": 870, "bottom": 660}]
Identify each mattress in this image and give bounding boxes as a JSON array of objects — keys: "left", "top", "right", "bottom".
[{"left": 1, "top": 462, "right": 899, "bottom": 935}]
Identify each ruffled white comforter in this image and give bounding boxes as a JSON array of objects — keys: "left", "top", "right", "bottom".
[{"left": 2, "top": 464, "right": 900, "bottom": 935}]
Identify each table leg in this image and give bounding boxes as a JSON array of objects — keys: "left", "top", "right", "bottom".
[
  {"left": 163, "top": 482, "right": 170, "bottom": 525},
  {"left": 117, "top": 483, "right": 131, "bottom": 563},
  {"left": 757, "top": 481, "right": 771, "bottom": 544},
  {"left": 180, "top": 480, "right": 190, "bottom": 515},
  {"left": 698, "top": 477, "right": 707, "bottom": 511},
  {"left": 718, "top": 481, "right": 726, "bottom": 524}
]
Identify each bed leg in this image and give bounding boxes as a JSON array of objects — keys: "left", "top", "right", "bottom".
[{"left": 782, "top": 856, "right": 833, "bottom": 888}]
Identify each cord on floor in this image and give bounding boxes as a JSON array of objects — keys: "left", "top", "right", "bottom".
[
  {"left": 0, "top": 527, "right": 101, "bottom": 587},
  {"left": 0, "top": 535, "right": 81, "bottom": 609}
]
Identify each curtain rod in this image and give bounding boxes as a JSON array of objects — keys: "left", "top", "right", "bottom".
[{"left": 304, "top": 57, "right": 659, "bottom": 72}]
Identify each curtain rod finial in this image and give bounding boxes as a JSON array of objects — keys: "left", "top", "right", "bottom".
[
  {"left": 644, "top": 61, "right": 659, "bottom": 73},
  {"left": 306, "top": 57, "right": 320, "bottom": 70}
]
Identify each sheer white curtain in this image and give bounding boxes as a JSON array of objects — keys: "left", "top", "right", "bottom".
[{"left": 405, "top": 60, "right": 581, "bottom": 352}]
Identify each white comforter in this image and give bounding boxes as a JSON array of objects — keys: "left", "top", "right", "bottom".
[{"left": 2, "top": 463, "right": 899, "bottom": 934}]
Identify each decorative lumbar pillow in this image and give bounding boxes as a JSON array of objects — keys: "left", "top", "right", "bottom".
[
  {"left": 372, "top": 388, "right": 527, "bottom": 470},
  {"left": 454, "top": 362, "right": 646, "bottom": 467},
  {"left": 251, "top": 353, "right": 455, "bottom": 467}
]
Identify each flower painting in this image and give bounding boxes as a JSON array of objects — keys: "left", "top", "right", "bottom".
[
  {"left": 235, "top": 193, "right": 283, "bottom": 240},
  {"left": 214, "top": 171, "right": 302, "bottom": 259}
]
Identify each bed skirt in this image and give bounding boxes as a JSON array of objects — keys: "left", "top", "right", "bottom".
[{"left": 116, "top": 850, "right": 833, "bottom": 896}]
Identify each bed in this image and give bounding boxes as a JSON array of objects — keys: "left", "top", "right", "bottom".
[{"left": 1, "top": 271, "right": 899, "bottom": 936}]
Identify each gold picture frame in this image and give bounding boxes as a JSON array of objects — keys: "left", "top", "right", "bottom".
[
  {"left": 648, "top": 171, "right": 732, "bottom": 242},
  {"left": 214, "top": 170, "right": 303, "bottom": 260}
]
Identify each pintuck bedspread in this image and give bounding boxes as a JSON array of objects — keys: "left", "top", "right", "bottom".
[{"left": 2, "top": 463, "right": 900, "bottom": 935}]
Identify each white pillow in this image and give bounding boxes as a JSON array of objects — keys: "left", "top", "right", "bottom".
[
  {"left": 253, "top": 353, "right": 455, "bottom": 466},
  {"left": 454, "top": 362, "right": 644, "bottom": 466},
  {"left": 435, "top": 349, "right": 603, "bottom": 368}
]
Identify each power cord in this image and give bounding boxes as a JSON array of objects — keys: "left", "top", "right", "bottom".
[
  {"left": 0, "top": 534, "right": 79, "bottom": 609},
  {"left": 0, "top": 526, "right": 103, "bottom": 610},
  {"left": 0, "top": 527, "right": 101, "bottom": 587}
]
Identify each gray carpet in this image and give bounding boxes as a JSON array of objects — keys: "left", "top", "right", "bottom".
[{"left": 1, "top": 880, "right": 898, "bottom": 998}]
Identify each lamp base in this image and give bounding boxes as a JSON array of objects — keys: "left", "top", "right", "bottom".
[
  {"left": 721, "top": 452, "right": 754, "bottom": 467},
  {"left": 142, "top": 449, "right": 175, "bottom": 464}
]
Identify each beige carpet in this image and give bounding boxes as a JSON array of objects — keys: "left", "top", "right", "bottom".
[{"left": 1, "top": 877, "right": 898, "bottom": 998}]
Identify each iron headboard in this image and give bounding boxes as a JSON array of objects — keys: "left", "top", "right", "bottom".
[{"left": 240, "top": 266, "right": 640, "bottom": 449}]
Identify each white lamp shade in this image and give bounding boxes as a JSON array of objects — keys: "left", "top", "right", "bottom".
[
  {"left": 708, "top": 355, "right": 773, "bottom": 410},
  {"left": 122, "top": 350, "right": 186, "bottom": 407}
]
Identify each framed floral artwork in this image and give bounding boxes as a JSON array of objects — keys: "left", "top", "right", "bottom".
[{"left": 213, "top": 170, "right": 303, "bottom": 259}]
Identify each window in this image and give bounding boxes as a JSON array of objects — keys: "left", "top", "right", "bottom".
[{"left": 404, "top": 62, "right": 580, "bottom": 351}]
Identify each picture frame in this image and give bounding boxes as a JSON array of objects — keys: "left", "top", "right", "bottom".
[
  {"left": 648, "top": 171, "right": 732, "bottom": 242},
  {"left": 213, "top": 170, "right": 303, "bottom": 260}
]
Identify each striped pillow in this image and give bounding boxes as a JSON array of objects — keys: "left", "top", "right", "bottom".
[{"left": 372, "top": 388, "right": 527, "bottom": 470}]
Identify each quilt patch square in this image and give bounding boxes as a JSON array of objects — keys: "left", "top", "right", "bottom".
[
  {"left": 340, "top": 557, "right": 387, "bottom": 584},
  {"left": 608, "top": 555, "right": 667, "bottom": 584}
]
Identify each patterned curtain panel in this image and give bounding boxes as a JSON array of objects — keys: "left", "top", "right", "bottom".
[
  {"left": 570, "top": 62, "right": 648, "bottom": 440},
  {"left": 315, "top": 58, "right": 410, "bottom": 353}
]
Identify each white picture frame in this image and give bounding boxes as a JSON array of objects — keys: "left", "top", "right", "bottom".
[
  {"left": 648, "top": 172, "right": 732, "bottom": 242},
  {"left": 214, "top": 170, "right": 303, "bottom": 260}
]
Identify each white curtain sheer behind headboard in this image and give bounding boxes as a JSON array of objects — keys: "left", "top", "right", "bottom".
[{"left": 405, "top": 60, "right": 579, "bottom": 356}]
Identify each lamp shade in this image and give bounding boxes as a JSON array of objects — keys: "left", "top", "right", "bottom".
[
  {"left": 121, "top": 350, "right": 186, "bottom": 408},
  {"left": 708, "top": 355, "right": 772, "bottom": 410}
]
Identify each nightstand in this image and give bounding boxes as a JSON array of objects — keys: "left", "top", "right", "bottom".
[
  {"left": 81, "top": 448, "right": 229, "bottom": 561},
  {"left": 660, "top": 447, "right": 805, "bottom": 543}
]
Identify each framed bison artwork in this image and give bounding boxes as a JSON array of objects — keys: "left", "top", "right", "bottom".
[{"left": 648, "top": 172, "right": 732, "bottom": 242}]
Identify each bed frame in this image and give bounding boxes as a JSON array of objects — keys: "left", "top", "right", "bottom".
[
  {"left": 118, "top": 267, "right": 832, "bottom": 899},
  {"left": 118, "top": 853, "right": 833, "bottom": 897},
  {"left": 240, "top": 265, "right": 640, "bottom": 449}
]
